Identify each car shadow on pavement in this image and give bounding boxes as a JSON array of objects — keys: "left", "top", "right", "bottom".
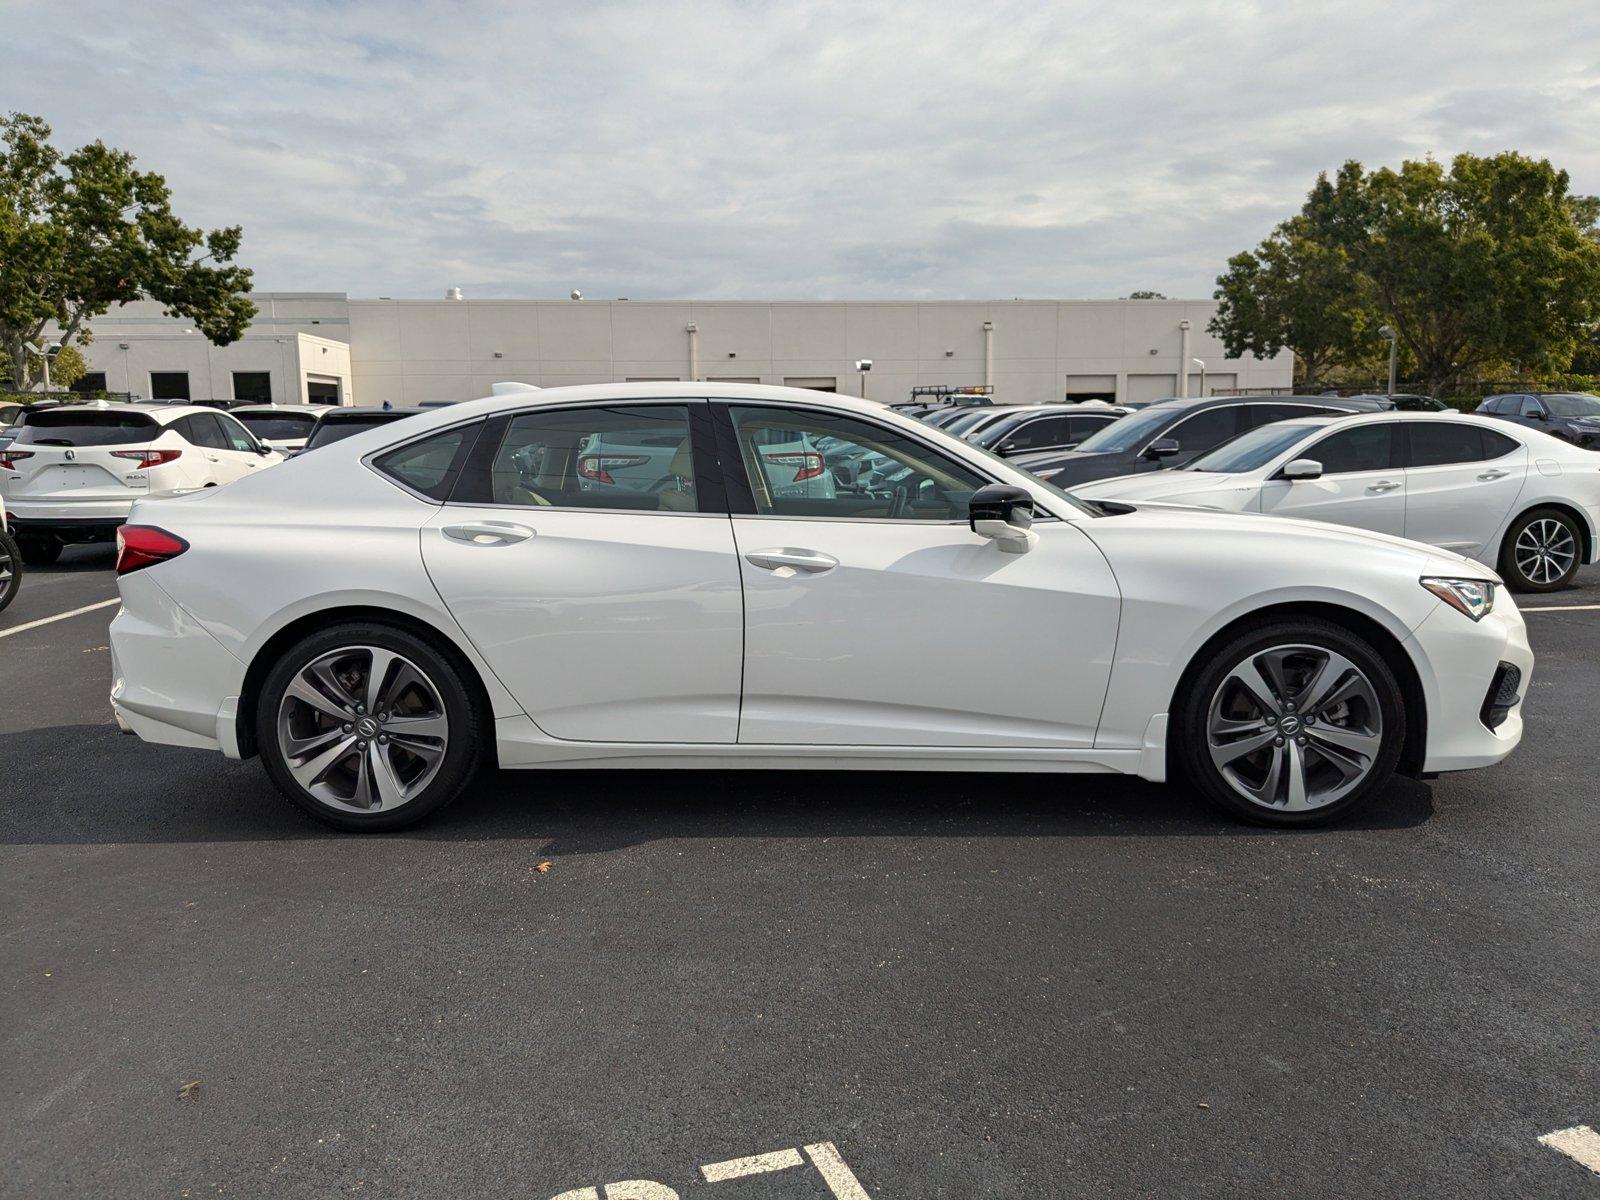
[{"left": 0, "top": 723, "right": 1436, "bottom": 848}]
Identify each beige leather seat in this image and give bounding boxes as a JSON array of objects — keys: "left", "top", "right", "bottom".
[{"left": 656, "top": 440, "right": 697, "bottom": 511}]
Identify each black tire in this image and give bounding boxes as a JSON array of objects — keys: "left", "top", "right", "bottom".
[
  {"left": 0, "top": 530, "right": 21, "bottom": 614},
  {"left": 1499, "top": 507, "right": 1583, "bottom": 593},
  {"left": 17, "top": 536, "right": 62, "bottom": 567},
  {"left": 256, "top": 622, "right": 483, "bottom": 832},
  {"left": 1175, "top": 617, "right": 1406, "bottom": 828}
]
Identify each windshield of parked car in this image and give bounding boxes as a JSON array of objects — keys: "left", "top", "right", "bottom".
[
  {"left": 1184, "top": 422, "right": 1321, "bottom": 472},
  {"left": 305, "top": 416, "right": 397, "bottom": 449},
  {"left": 15, "top": 408, "right": 159, "bottom": 446},
  {"left": 1069, "top": 405, "right": 1175, "bottom": 454},
  {"left": 236, "top": 411, "right": 319, "bottom": 441},
  {"left": 1542, "top": 394, "right": 1600, "bottom": 418}
]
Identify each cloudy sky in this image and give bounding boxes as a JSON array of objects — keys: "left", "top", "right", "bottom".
[{"left": 5, "top": 0, "right": 1598, "bottom": 300}]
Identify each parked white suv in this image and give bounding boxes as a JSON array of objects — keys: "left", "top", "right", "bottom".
[
  {"left": 231, "top": 404, "right": 333, "bottom": 453},
  {"left": 0, "top": 401, "right": 282, "bottom": 565}
]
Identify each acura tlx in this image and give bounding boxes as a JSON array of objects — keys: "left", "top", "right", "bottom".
[{"left": 108, "top": 383, "right": 1531, "bottom": 832}]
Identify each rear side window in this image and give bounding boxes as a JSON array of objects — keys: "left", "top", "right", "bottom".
[
  {"left": 1304, "top": 425, "right": 1397, "bottom": 474},
  {"left": 17, "top": 409, "right": 159, "bottom": 447},
  {"left": 1407, "top": 422, "right": 1493, "bottom": 467},
  {"left": 1481, "top": 429, "right": 1519, "bottom": 458},
  {"left": 373, "top": 425, "right": 477, "bottom": 501},
  {"left": 482, "top": 405, "right": 699, "bottom": 512}
]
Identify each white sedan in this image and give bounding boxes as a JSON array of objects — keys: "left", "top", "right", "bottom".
[
  {"left": 108, "top": 384, "right": 1531, "bottom": 832},
  {"left": 1071, "top": 411, "right": 1600, "bottom": 593}
]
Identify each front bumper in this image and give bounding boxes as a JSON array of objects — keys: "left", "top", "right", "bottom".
[{"left": 1409, "top": 598, "right": 1534, "bottom": 773}]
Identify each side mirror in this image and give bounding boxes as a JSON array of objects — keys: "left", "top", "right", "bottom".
[
  {"left": 1281, "top": 458, "right": 1323, "bottom": 480},
  {"left": 1524, "top": 410, "right": 1545, "bottom": 420},
  {"left": 255, "top": 444, "right": 274, "bottom": 456},
  {"left": 969, "top": 484, "right": 1036, "bottom": 554},
  {"left": 996, "top": 440, "right": 1018, "bottom": 456},
  {"left": 1144, "top": 438, "right": 1180, "bottom": 460}
]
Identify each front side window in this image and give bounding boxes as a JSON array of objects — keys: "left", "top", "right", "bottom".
[
  {"left": 1068, "top": 415, "right": 1115, "bottom": 442},
  {"left": 1302, "top": 425, "right": 1397, "bottom": 474},
  {"left": 487, "top": 405, "right": 698, "bottom": 512},
  {"left": 1244, "top": 403, "right": 1332, "bottom": 428},
  {"left": 1520, "top": 398, "right": 1546, "bottom": 419},
  {"left": 988, "top": 414, "right": 1073, "bottom": 452},
  {"left": 729, "top": 405, "right": 987, "bottom": 520},
  {"left": 374, "top": 425, "right": 475, "bottom": 501},
  {"left": 1407, "top": 422, "right": 1491, "bottom": 467},
  {"left": 215, "top": 413, "right": 260, "bottom": 452},
  {"left": 177, "top": 414, "right": 228, "bottom": 450}
]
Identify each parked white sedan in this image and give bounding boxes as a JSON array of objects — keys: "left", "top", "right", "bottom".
[
  {"left": 1073, "top": 412, "right": 1600, "bottom": 593},
  {"left": 109, "top": 384, "right": 1530, "bottom": 832}
]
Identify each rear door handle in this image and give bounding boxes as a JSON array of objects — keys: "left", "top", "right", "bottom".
[
  {"left": 1366, "top": 481, "right": 1401, "bottom": 493},
  {"left": 744, "top": 548, "right": 838, "bottom": 573},
  {"left": 1477, "top": 469, "right": 1510, "bottom": 481},
  {"left": 442, "top": 520, "right": 535, "bottom": 545}
]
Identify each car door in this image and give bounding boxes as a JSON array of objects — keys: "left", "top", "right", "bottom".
[
  {"left": 1258, "top": 423, "right": 1406, "bottom": 535},
  {"left": 182, "top": 413, "right": 249, "bottom": 484},
  {"left": 1400, "top": 421, "right": 1527, "bottom": 557},
  {"left": 418, "top": 402, "right": 745, "bottom": 744},
  {"left": 1515, "top": 395, "right": 1548, "bottom": 433},
  {"left": 718, "top": 402, "right": 1121, "bottom": 747}
]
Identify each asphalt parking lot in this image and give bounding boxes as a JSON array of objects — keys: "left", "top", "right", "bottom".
[{"left": 3, "top": 547, "right": 1598, "bottom": 1198}]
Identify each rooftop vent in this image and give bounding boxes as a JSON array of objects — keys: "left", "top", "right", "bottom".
[{"left": 445, "top": 287, "right": 464, "bottom": 301}]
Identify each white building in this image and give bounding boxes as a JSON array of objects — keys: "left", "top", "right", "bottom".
[{"left": 67, "top": 293, "right": 1292, "bottom": 407}]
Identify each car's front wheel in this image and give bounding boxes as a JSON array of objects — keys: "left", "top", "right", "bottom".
[
  {"left": 1499, "top": 507, "right": 1582, "bottom": 593},
  {"left": 1177, "top": 618, "right": 1405, "bottom": 827},
  {"left": 0, "top": 529, "right": 21, "bottom": 613},
  {"left": 257, "top": 623, "right": 483, "bottom": 831}
]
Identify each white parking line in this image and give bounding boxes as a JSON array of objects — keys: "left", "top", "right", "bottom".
[
  {"left": 0, "top": 598, "right": 119, "bottom": 640},
  {"left": 701, "top": 1148, "right": 804, "bottom": 1181},
  {"left": 1540, "top": 1125, "right": 1600, "bottom": 1174},
  {"left": 1522, "top": 604, "right": 1600, "bottom": 612},
  {"left": 804, "top": 1142, "right": 874, "bottom": 1199}
]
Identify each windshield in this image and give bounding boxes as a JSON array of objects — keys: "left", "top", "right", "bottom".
[
  {"left": 16, "top": 409, "right": 159, "bottom": 446},
  {"left": 236, "top": 412, "right": 318, "bottom": 441},
  {"left": 305, "top": 417, "right": 394, "bottom": 449},
  {"left": 1071, "top": 405, "right": 1174, "bottom": 454},
  {"left": 1543, "top": 394, "right": 1600, "bottom": 418},
  {"left": 1185, "top": 422, "right": 1319, "bottom": 473}
]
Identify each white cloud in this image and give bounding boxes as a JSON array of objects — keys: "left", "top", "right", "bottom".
[{"left": 5, "top": 0, "right": 1598, "bottom": 299}]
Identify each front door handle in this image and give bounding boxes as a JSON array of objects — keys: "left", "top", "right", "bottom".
[
  {"left": 1477, "top": 469, "right": 1510, "bottom": 481},
  {"left": 744, "top": 547, "right": 838, "bottom": 574},
  {"left": 1366, "top": 481, "right": 1401, "bottom": 494},
  {"left": 442, "top": 520, "right": 535, "bottom": 545}
]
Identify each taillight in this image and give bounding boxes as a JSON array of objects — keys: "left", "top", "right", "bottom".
[
  {"left": 764, "top": 451, "right": 825, "bottom": 483},
  {"left": 0, "top": 450, "right": 34, "bottom": 469},
  {"left": 115, "top": 525, "right": 190, "bottom": 575},
  {"left": 578, "top": 454, "right": 649, "bottom": 485},
  {"left": 111, "top": 449, "right": 182, "bottom": 468}
]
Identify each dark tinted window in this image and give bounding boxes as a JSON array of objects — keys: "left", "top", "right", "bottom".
[
  {"left": 236, "top": 411, "right": 318, "bottom": 441},
  {"left": 1245, "top": 403, "right": 1333, "bottom": 428},
  {"left": 150, "top": 371, "right": 190, "bottom": 401},
  {"left": 16, "top": 409, "right": 159, "bottom": 447},
  {"left": 306, "top": 416, "right": 399, "bottom": 449},
  {"left": 1519, "top": 397, "right": 1545, "bottom": 419},
  {"left": 374, "top": 425, "right": 475, "bottom": 501},
  {"left": 488, "top": 405, "right": 698, "bottom": 512},
  {"left": 1304, "top": 425, "right": 1396, "bottom": 474},
  {"left": 178, "top": 414, "right": 229, "bottom": 449},
  {"left": 1481, "top": 429, "right": 1519, "bottom": 459},
  {"left": 1068, "top": 414, "right": 1116, "bottom": 441},
  {"left": 1407, "top": 422, "right": 1491, "bottom": 467},
  {"left": 994, "top": 413, "right": 1073, "bottom": 451},
  {"left": 1164, "top": 406, "right": 1241, "bottom": 452}
]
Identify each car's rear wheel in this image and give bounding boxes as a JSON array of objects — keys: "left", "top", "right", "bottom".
[
  {"left": 257, "top": 623, "right": 483, "bottom": 831},
  {"left": 17, "top": 536, "right": 62, "bottom": 567},
  {"left": 1177, "top": 619, "right": 1405, "bottom": 827},
  {"left": 0, "top": 530, "right": 21, "bottom": 613},
  {"left": 1499, "top": 508, "right": 1582, "bottom": 593}
]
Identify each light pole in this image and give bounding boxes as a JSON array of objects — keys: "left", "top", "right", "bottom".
[
  {"left": 1191, "top": 357, "right": 1206, "bottom": 398},
  {"left": 1378, "top": 326, "right": 1398, "bottom": 397},
  {"left": 855, "top": 359, "right": 872, "bottom": 400},
  {"left": 27, "top": 340, "right": 62, "bottom": 395}
]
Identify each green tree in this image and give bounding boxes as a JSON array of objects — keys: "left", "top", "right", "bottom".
[
  {"left": 1209, "top": 214, "right": 1378, "bottom": 386},
  {"left": 0, "top": 112, "right": 255, "bottom": 391}
]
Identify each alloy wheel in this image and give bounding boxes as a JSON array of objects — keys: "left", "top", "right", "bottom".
[
  {"left": 1513, "top": 518, "right": 1577, "bottom": 586},
  {"left": 1206, "top": 644, "right": 1384, "bottom": 813},
  {"left": 275, "top": 646, "right": 450, "bottom": 814}
]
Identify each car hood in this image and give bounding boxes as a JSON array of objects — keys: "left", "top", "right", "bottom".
[
  {"left": 1070, "top": 470, "right": 1245, "bottom": 504},
  {"left": 1076, "top": 499, "right": 1483, "bottom": 571}
]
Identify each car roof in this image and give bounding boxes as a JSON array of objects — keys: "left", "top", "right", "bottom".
[
  {"left": 318, "top": 406, "right": 428, "bottom": 419},
  {"left": 21, "top": 400, "right": 215, "bottom": 421},
  {"left": 232, "top": 404, "right": 333, "bottom": 415}
]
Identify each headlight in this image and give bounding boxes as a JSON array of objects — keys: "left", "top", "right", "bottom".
[{"left": 1421, "top": 576, "right": 1496, "bottom": 621}]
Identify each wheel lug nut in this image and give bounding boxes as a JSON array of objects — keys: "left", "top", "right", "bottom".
[
  {"left": 1296, "top": 736, "right": 1307, "bottom": 745},
  {"left": 378, "top": 735, "right": 389, "bottom": 745},
  {"left": 357, "top": 740, "right": 368, "bottom": 750},
  {"left": 1273, "top": 737, "right": 1285, "bottom": 747},
  {"left": 342, "top": 723, "right": 353, "bottom": 733}
]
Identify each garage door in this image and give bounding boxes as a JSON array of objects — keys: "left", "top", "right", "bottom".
[
  {"left": 783, "top": 376, "right": 838, "bottom": 392},
  {"left": 1065, "top": 374, "right": 1117, "bottom": 402},
  {"left": 1126, "top": 374, "right": 1177, "bottom": 405}
]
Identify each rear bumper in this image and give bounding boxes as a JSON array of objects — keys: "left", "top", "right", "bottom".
[
  {"left": 6, "top": 495, "right": 135, "bottom": 535},
  {"left": 109, "top": 572, "right": 245, "bottom": 756}
]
